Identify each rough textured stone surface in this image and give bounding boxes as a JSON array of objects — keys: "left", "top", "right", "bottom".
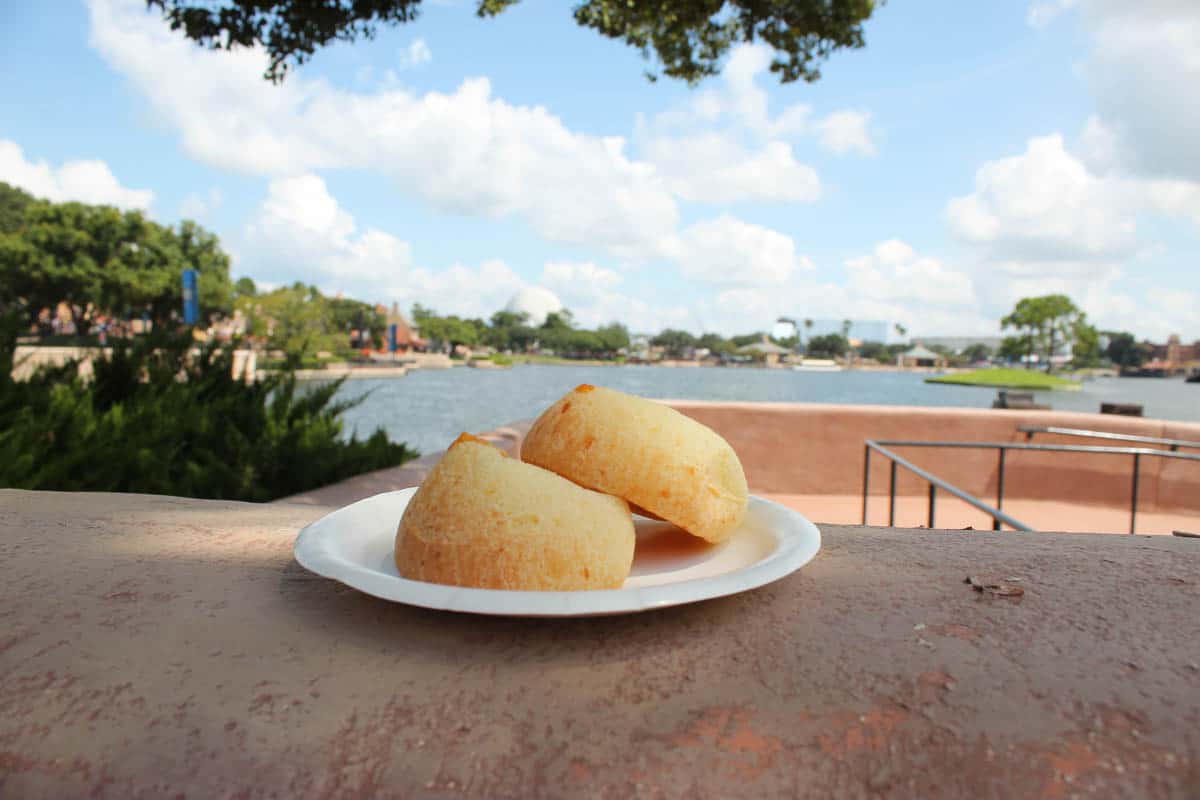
[{"left": 3, "top": 489, "right": 1200, "bottom": 798}]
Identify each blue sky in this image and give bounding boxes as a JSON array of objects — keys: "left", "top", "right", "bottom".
[{"left": 1, "top": 0, "right": 1197, "bottom": 340}]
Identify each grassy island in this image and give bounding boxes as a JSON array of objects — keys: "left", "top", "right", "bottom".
[{"left": 926, "top": 367, "right": 1082, "bottom": 390}]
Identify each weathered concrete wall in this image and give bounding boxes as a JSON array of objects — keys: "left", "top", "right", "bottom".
[
  {"left": 12, "top": 345, "right": 259, "bottom": 382},
  {"left": 3, "top": 489, "right": 1198, "bottom": 798}
]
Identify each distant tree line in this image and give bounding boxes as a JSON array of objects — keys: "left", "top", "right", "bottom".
[
  {"left": 0, "top": 182, "right": 233, "bottom": 335},
  {"left": 234, "top": 280, "right": 386, "bottom": 362},
  {"left": 412, "top": 305, "right": 631, "bottom": 358}
]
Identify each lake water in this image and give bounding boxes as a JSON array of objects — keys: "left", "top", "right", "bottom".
[{"left": 334, "top": 365, "right": 1200, "bottom": 455}]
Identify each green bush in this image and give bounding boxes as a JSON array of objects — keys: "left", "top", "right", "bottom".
[{"left": 0, "top": 319, "right": 416, "bottom": 501}]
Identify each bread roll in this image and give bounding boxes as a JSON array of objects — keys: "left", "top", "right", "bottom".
[
  {"left": 521, "top": 385, "right": 748, "bottom": 543},
  {"left": 395, "top": 433, "right": 635, "bottom": 590}
]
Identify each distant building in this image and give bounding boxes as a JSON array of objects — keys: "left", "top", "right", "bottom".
[
  {"left": 917, "top": 336, "right": 1003, "bottom": 354},
  {"left": 385, "top": 303, "right": 425, "bottom": 351},
  {"left": 1146, "top": 334, "right": 1200, "bottom": 375},
  {"left": 505, "top": 287, "right": 563, "bottom": 326},
  {"left": 897, "top": 344, "right": 948, "bottom": 369},
  {"left": 738, "top": 336, "right": 791, "bottom": 368},
  {"left": 801, "top": 319, "right": 895, "bottom": 344}
]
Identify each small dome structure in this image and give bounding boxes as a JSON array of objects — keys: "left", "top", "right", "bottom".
[{"left": 505, "top": 286, "right": 563, "bottom": 326}]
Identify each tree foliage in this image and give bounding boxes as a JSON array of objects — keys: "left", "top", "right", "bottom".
[
  {"left": 805, "top": 332, "right": 848, "bottom": 358},
  {"left": 1001, "top": 294, "right": 1096, "bottom": 372},
  {"left": 1104, "top": 331, "right": 1148, "bottom": 370},
  {"left": 412, "top": 304, "right": 629, "bottom": 357},
  {"left": 652, "top": 328, "right": 697, "bottom": 357},
  {"left": 856, "top": 339, "right": 890, "bottom": 362},
  {"left": 697, "top": 332, "right": 735, "bottom": 355},
  {"left": 0, "top": 182, "right": 34, "bottom": 235},
  {"left": 411, "top": 303, "right": 483, "bottom": 350},
  {"left": 0, "top": 317, "right": 415, "bottom": 500},
  {"left": 236, "top": 283, "right": 385, "bottom": 358},
  {"left": 0, "top": 185, "right": 233, "bottom": 329},
  {"left": 961, "top": 342, "right": 993, "bottom": 364},
  {"left": 147, "top": 0, "right": 879, "bottom": 84}
]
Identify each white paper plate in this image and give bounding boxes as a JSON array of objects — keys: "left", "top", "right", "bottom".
[{"left": 293, "top": 488, "right": 820, "bottom": 617}]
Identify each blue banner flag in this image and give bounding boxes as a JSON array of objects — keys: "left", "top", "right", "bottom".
[{"left": 182, "top": 269, "right": 199, "bottom": 325}]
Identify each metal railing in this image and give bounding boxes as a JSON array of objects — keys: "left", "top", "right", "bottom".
[
  {"left": 863, "top": 439, "right": 1200, "bottom": 534},
  {"left": 1020, "top": 425, "right": 1200, "bottom": 453}
]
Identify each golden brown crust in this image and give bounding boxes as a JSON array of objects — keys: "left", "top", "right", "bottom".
[
  {"left": 395, "top": 437, "right": 635, "bottom": 590},
  {"left": 520, "top": 387, "right": 749, "bottom": 543}
]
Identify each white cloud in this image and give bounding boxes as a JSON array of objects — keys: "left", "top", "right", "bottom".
[
  {"left": 179, "top": 187, "right": 222, "bottom": 219},
  {"left": 700, "top": 44, "right": 813, "bottom": 139},
  {"left": 242, "top": 173, "right": 532, "bottom": 318},
  {"left": 1027, "top": 0, "right": 1079, "bottom": 29},
  {"left": 245, "top": 174, "right": 412, "bottom": 293},
  {"left": 88, "top": 0, "right": 678, "bottom": 255},
  {"left": 1080, "top": 0, "right": 1200, "bottom": 182},
  {"left": 537, "top": 260, "right": 694, "bottom": 330},
  {"left": 659, "top": 215, "right": 812, "bottom": 287},
  {"left": 1145, "top": 287, "right": 1199, "bottom": 332},
  {"left": 399, "top": 38, "right": 432, "bottom": 69},
  {"left": 640, "top": 134, "right": 819, "bottom": 204},
  {"left": 690, "top": 260, "right": 993, "bottom": 338},
  {"left": 1142, "top": 179, "right": 1200, "bottom": 226},
  {"left": 0, "top": 139, "right": 153, "bottom": 210},
  {"left": 815, "top": 111, "right": 876, "bottom": 157},
  {"left": 845, "top": 239, "right": 976, "bottom": 307},
  {"left": 632, "top": 43, "right": 885, "bottom": 205},
  {"left": 405, "top": 260, "right": 526, "bottom": 320},
  {"left": 541, "top": 261, "right": 623, "bottom": 292},
  {"left": 947, "top": 134, "right": 1137, "bottom": 268}
]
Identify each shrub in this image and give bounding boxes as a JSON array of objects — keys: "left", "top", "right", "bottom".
[{"left": 0, "top": 319, "right": 416, "bottom": 501}]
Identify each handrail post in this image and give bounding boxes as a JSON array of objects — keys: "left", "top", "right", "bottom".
[
  {"left": 888, "top": 460, "right": 897, "bottom": 527},
  {"left": 994, "top": 448, "right": 1007, "bottom": 531},
  {"left": 1130, "top": 453, "right": 1140, "bottom": 534},
  {"left": 928, "top": 483, "right": 936, "bottom": 529},
  {"left": 862, "top": 444, "right": 871, "bottom": 525}
]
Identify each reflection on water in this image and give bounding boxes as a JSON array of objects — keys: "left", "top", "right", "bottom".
[{"left": 331, "top": 365, "right": 1199, "bottom": 455}]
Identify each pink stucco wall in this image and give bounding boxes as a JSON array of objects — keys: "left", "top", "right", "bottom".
[{"left": 668, "top": 402, "right": 1200, "bottom": 514}]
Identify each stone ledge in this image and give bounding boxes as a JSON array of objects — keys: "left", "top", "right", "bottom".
[{"left": 2, "top": 489, "right": 1198, "bottom": 798}]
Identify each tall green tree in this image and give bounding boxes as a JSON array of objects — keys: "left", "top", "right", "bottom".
[
  {"left": 1001, "top": 294, "right": 1088, "bottom": 372},
  {"left": 806, "top": 333, "right": 848, "bottom": 358},
  {"left": 484, "top": 309, "right": 533, "bottom": 351},
  {"left": 0, "top": 194, "right": 233, "bottom": 330},
  {"left": 595, "top": 322, "right": 630, "bottom": 354},
  {"left": 1071, "top": 319, "right": 1101, "bottom": 368},
  {"left": 697, "top": 332, "right": 734, "bottom": 355},
  {"left": 857, "top": 340, "right": 890, "bottom": 362},
  {"left": 243, "top": 283, "right": 331, "bottom": 357},
  {"left": 410, "top": 304, "right": 480, "bottom": 350},
  {"left": 0, "top": 182, "right": 34, "bottom": 235},
  {"left": 652, "top": 328, "right": 697, "bottom": 357},
  {"left": 961, "top": 343, "right": 993, "bottom": 364},
  {"left": 147, "top": 0, "right": 879, "bottom": 84},
  {"left": 1104, "top": 331, "right": 1148, "bottom": 370},
  {"left": 999, "top": 335, "right": 1033, "bottom": 364}
]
